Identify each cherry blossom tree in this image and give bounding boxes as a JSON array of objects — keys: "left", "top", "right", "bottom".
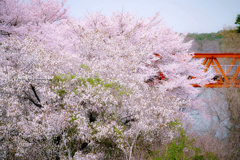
[
  {"left": 70, "top": 12, "right": 213, "bottom": 99},
  {"left": 0, "top": 0, "right": 72, "bottom": 51},
  {"left": 0, "top": 1, "right": 213, "bottom": 159},
  {"left": 0, "top": 34, "right": 184, "bottom": 159}
]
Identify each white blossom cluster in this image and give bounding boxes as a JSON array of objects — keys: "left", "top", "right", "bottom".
[{"left": 0, "top": 0, "right": 213, "bottom": 159}]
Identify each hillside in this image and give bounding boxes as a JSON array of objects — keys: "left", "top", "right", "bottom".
[{"left": 185, "top": 32, "right": 222, "bottom": 53}]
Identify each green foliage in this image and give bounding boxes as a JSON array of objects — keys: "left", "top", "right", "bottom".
[
  {"left": 51, "top": 74, "right": 77, "bottom": 97},
  {"left": 113, "top": 125, "right": 123, "bottom": 136},
  {"left": 105, "top": 83, "right": 112, "bottom": 88},
  {"left": 87, "top": 78, "right": 95, "bottom": 85},
  {"left": 153, "top": 120, "right": 218, "bottom": 160},
  {"left": 71, "top": 115, "right": 78, "bottom": 122},
  {"left": 57, "top": 89, "right": 67, "bottom": 97},
  {"left": 235, "top": 14, "right": 240, "bottom": 33},
  {"left": 62, "top": 124, "right": 80, "bottom": 158},
  {"left": 169, "top": 119, "right": 182, "bottom": 130},
  {"left": 187, "top": 33, "right": 222, "bottom": 41},
  {"left": 52, "top": 73, "right": 76, "bottom": 84},
  {"left": 80, "top": 64, "right": 91, "bottom": 71},
  {"left": 51, "top": 73, "right": 132, "bottom": 101},
  {"left": 78, "top": 77, "right": 87, "bottom": 87}
]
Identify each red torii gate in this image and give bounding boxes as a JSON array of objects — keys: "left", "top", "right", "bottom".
[{"left": 193, "top": 53, "right": 240, "bottom": 88}]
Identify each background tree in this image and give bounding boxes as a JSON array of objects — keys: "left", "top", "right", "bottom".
[
  {"left": 184, "top": 33, "right": 222, "bottom": 53},
  {"left": 218, "top": 24, "right": 240, "bottom": 159},
  {"left": 235, "top": 14, "right": 240, "bottom": 33},
  {"left": 220, "top": 26, "right": 240, "bottom": 54}
]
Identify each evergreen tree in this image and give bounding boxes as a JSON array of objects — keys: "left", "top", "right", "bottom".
[{"left": 235, "top": 14, "right": 240, "bottom": 33}]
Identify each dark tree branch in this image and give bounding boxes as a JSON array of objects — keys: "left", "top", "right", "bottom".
[
  {"left": 81, "top": 142, "right": 88, "bottom": 150},
  {"left": 30, "top": 84, "right": 41, "bottom": 103},
  {"left": 120, "top": 115, "right": 136, "bottom": 125},
  {"left": 24, "top": 91, "right": 42, "bottom": 108}
]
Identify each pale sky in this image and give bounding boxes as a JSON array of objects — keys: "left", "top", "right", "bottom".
[{"left": 66, "top": 0, "right": 240, "bottom": 33}]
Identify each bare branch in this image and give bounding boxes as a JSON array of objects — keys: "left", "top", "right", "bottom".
[
  {"left": 24, "top": 90, "right": 42, "bottom": 108},
  {"left": 30, "top": 84, "right": 41, "bottom": 103}
]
